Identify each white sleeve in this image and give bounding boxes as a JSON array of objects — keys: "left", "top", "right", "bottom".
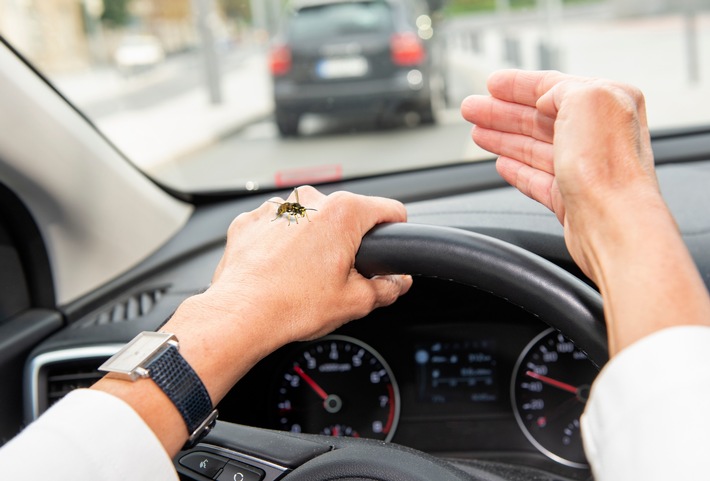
[
  {"left": 0, "top": 388, "right": 177, "bottom": 481},
  {"left": 581, "top": 325, "right": 710, "bottom": 481}
]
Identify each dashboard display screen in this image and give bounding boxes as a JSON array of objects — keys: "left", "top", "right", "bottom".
[{"left": 414, "top": 340, "right": 498, "bottom": 404}]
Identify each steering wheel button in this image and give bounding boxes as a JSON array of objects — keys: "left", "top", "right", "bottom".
[
  {"left": 216, "top": 462, "right": 264, "bottom": 481},
  {"left": 179, "top": 451, "right": 228, "bottom": 478}
]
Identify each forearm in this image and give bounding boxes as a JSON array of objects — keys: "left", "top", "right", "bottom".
[
  {"left": 580, "top": 193, "right": 710, "bottom": 355},
  {"left": 92, "top": 291, "right": 279, "bottom": 457}
]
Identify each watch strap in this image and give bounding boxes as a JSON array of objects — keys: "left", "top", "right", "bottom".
[{"left": 145, "top": 343, "right": 217, "bottom": 447}]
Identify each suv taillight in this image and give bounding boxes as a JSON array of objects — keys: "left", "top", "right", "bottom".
[
  {"left": 269, "top": 44, "right": 292, "bottom": 76},
  {"left": 390, "top": 32, "right": 425, "bottom": 66}
]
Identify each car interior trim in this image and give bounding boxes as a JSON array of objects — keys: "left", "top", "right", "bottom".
[
  {"left": 25, "top": 344, "right": 123, "bottom": 421},
  {"left": 0, "top": 40, "right": 193, "bottom": 305}
]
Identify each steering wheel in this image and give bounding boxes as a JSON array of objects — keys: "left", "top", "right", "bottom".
[{"left": 175, "top": 223, "right": 607, "bottom": 481}]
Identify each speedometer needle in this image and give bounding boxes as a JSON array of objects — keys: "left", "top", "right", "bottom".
[
  {"left": 525, "top": 370, "right": 578, "bottom": 395},
  {"left": 294, "top": 365, "right": 328, "bottom": 400}
]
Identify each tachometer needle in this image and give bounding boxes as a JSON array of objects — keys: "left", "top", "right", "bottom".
[
  {"left": 525, "top": 370, "right": 578, "bottom": 395},
  {"left": 293, "top": 365, "right": 328, "bottom": 400}
]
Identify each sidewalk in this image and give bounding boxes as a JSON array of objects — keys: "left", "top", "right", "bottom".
[{"left": 56, "top": 49, "right": 274, "bottom": 172}]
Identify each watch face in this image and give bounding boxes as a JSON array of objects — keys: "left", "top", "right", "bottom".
[{"left": 99, "top": 332, "right": 176, "bottom": 379}]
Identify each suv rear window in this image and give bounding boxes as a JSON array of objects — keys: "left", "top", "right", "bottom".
[{"left": 288, "top": 1, "right": 394, "bottom": 41}]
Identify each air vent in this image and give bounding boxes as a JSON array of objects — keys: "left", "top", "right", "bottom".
[
  {"left": 74, "top": 285, "right": 169, "bottom": 329},
  {"left": 25, "top": 344, "right": 123, "bottom": 422},
  {"left": 27, "top": 346, "right": 123, "bottom": 420},
  {"left": 46, "top": 362, "right": 105, "bottom": 408}
]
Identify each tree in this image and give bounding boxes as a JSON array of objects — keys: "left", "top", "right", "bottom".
[
  {"left": 220, "top": 0, "right": 251, "bottom": 20},
  {"left": 101, "top": 0, "right": 133, "bottom": 27}
]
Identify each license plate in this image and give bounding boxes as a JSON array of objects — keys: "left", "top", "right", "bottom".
[{"left": 316, "top": 57, "right": 369, "bottom": 79}]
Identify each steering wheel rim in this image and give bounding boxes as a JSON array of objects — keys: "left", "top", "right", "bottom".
[
  {"left": 355, "top": 223, "right": 607, "bottom": 367},
  {"left": 180, "top": 223, "right": 607, "bottom": 481}
]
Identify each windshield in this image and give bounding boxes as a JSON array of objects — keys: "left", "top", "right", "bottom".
[{"left": 1, "top": 0, "right": 708, "bottom": 194}]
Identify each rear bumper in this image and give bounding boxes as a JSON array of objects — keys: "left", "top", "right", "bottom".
[{"left": 273, "top": 70, "right": 431, "bottom": 115}]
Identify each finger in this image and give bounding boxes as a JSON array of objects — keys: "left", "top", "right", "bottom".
[
  {"left": 486, "top": 69, "right": 645, "bottom": 115},
  {"left": 368, "top": 274, "right": 413, "bottom": 308},
  {"left": 487, "top": 69, "right": 575, "bottom": 107},
  {"left": 472, "top": 125, "right": 555, "bottom": 175},
  {"left": 347, "top": 273, "right": 414, "bottom": 318},
  {"left": 536, "top": 79, "right": 649, "bottom": 130},
  {"left": 461, "top": 95, "right": 555, "bottom": 142},
  {"left": 288, "top": 185, "right": 325, "bottom": 205},
  {"left": 496, "top": 156, "right": 557, "bottom": 215},
  {"left": 365, "top": 195, "right": 408, "bottom": 225},
  {"left": 323, "top": 191, "right": 408, "bottom": 238}
]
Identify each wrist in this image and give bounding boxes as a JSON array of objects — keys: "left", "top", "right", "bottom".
[
  {"left": 568, "top": 186, "right": 666, "bottom": 282},
  {"left": 97, "top": 332, "right": 217, "bottom": 449},
  {"left": 159, "top": 290, "right": 285, "bottom": 401},
  {"left": 92, "top": 292, "right": 278, "bottom": 457},
  {"left": 575, "top": 191, "right": 710, "bottom": 355}
]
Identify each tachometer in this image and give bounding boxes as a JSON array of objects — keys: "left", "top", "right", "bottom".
[
  {"left": 271, "top": 335, "right": 400, "bottom": 441},
  {"left": 511, "top": 328, "right": 599, "bottom": 468}
]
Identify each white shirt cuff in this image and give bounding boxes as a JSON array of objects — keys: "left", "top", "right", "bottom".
[
  {"left": 581, "top": 325, "right": 710, "bottom": 481},
  {"left": 0, "top": 388, "right": 177, "bottom": 480}
]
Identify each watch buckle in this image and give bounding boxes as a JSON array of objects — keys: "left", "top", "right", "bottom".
[{"left": 185, "top": 409, "right": 219, "bottom": 450}]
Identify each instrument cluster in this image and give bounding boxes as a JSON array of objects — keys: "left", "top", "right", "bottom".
[{"left": 219, "top": 279, "right": 598, "bottom": 472}]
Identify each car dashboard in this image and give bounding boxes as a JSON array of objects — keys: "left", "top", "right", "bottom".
[
  {"left": 13, "top": 143, "right": 710, "bottom": 480},
  {"left": 221, "top": 278, "right": 595, "bottom": 472},
  {"left": 26, "top": 271, "right": 594, "bottom": 479}
]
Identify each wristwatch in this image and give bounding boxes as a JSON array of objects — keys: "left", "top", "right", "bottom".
[{"left": 99, "top": 331, "right": 218, "bottom": 449}]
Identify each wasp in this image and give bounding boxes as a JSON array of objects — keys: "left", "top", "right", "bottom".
[{"left": 270, "top": 188, "right": 317, "bottom": 225}]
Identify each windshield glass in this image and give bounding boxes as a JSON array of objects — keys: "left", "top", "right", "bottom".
[{"left": 1, "top": 0, "right": 708, "bottom": 194}]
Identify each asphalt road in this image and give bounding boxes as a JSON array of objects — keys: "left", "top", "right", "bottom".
[{"left": 156, "top": 107, "right": 487, "bottom": 192}]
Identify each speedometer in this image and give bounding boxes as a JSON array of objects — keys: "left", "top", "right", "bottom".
[
  {"left": 271, "top": 335, "right": 400, "bottom": 441},
  {"left": 511, "top": 328, "right": 599, "bottom": 468}
]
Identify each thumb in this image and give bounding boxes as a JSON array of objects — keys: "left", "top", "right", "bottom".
[
  {"left": 367, "top": 274, "right": 414, "bottom": 309},
  {"left": 347, "top": 273, "right": 413, "bottom": 319}
]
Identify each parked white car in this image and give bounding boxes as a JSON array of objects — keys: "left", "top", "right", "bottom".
[{"left": 114, "top": 34, "right": 165, "bottom": 73}]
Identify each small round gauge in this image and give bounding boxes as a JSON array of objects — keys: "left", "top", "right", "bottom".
[
  {"left": 511, "top": 328, "right": 599, "bottom": 468},
  {"left": 271, "top": 335, "right": 400, "bottom": 441}
]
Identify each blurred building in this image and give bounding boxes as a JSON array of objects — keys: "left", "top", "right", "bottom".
[
  {"left": 0, "top": 0, "right": 198, "bottom": 73},
  {"left": 131, "top": 0, "right": 196, "bottom": 54},
  {"left": 612, "top": 0, "right": 710, "bottom": 16},
  {"left": 0, "top": 0, "right": 88, "bottom": 72}
]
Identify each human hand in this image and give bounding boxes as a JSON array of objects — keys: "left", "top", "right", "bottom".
[
  {"left": 200, "top": 186, "right": 412, "bottom": 349},
  {"left": 460, "top": 70, "right": 660, "bottom": 278},
  {"left": 461, "top": 70, "right": 710, "bottom": 357},
  {"left": 96, "top": 187, "right": 411, "bottom": 455},
  {"left": 165, "top": 186, "right": 412, "bottom": 394}
]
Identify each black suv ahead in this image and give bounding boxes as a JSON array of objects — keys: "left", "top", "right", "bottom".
[{"left": 269, "top": 0, "right": 446, "bottom": 137}]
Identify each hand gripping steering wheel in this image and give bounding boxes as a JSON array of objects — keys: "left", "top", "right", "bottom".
[{"left": 176, "top": 223, "right": 607, "bottom": 481}]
